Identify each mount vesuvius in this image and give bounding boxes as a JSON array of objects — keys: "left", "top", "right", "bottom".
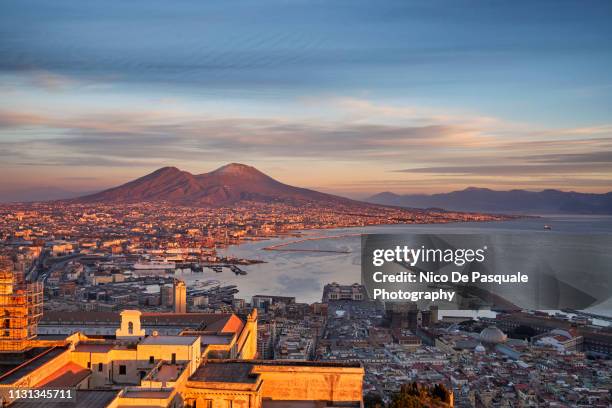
[{"left": 74, "top": 163, "right": 366, "bottom": 207}]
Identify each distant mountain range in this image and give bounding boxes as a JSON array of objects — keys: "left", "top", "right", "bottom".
[
  {"left": 74, "top": 163, "right": 364, "bottom": 207},
  {"left": 366, "top": 187, "right": 612, "bottom": 214}
]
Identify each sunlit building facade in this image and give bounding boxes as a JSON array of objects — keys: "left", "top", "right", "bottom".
[{"left": 0, "top": 264, "right": 364, "bottom": 408}]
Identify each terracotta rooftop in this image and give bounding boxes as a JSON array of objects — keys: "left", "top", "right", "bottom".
[{"left": 36, "top": 361, "right": 91, "bottom": 388}]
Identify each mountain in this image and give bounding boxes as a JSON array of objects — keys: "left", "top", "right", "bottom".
[
  {"left": 366, "top": 187, "right": 612, "bottom": 214},
  {"left": 74, "top": 163, "right": 362, "bottom": 207}
]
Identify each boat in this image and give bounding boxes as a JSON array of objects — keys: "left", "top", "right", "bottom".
[
  {"left": 544, "top": 225, "right": 552, "bottom": 230},
  {"left": 229, "top": 265, "right": 247, "bottom": 275}
]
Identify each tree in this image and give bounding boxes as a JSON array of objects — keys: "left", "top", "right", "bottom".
[
  {"left": 512, "top": 325, "right": 536, "bottom": 340},
  {"left": 364, "top": 392, "right": 384, "bottom": 408},
  {"left": 432, "top": 383, "right": 451, "bottom": 403},
  {"left": 388, "top": 382, "right": 452, "bottom": 408}
]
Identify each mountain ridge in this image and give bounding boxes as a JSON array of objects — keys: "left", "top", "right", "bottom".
[{"left": 366, "top": 187, "right": 612, "bottom": 214}]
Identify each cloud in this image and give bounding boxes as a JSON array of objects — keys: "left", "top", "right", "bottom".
[
  {"left": 0, "top": 108, "right": 491, "bottom": 163},
  {"left": 527, "top": 151, "right": 612, "bottom": 164},
  {"left": 0, "top": 98, "right": 611, "bottom": 194},
  {"left": 28, "top": 71, "right": 80, "bottom": 91},
  {"left": 0, "top": 111, "right": 51, "bottom": 128},
  {"left": 331, "top": 97, "right": 500, "bottom": 127},
  {"left": 397, "top": 163, "right": 612, "bottom": 176}
]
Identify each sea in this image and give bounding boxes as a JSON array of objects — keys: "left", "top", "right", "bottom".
[{"left": 173, "top": 215, "right": 612, "bottom": 323}]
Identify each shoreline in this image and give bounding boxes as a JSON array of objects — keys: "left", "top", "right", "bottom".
[{"left": 261, "top": 233, "right": 361, "bottom": 253}]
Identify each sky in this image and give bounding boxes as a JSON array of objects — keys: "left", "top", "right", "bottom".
[{"left": 1, "top": 0, "right": 611, "bottom": 202}]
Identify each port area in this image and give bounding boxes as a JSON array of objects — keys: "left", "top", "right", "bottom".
[{"left": 176, "top": 263, "right": 252, "bottom": 276}]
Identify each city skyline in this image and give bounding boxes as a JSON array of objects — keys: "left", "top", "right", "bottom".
[{"left": 2, "top": 0, "right": 612, "bottom": 201}]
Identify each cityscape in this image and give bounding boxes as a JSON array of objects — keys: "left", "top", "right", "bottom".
[
  {"left": 0, "top": 192, "right": 610, "bottom": 407},
  {"left": 1, "top": 0, "right": 612, "bottom": 407}
]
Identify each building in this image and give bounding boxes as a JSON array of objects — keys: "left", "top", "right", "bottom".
[
  {"left": 392, "top": 328, "right": 422, "bottom": 351},
  {"left": 322, "top": 283, "right": 366, "bottom": 302},
  {"left": 161, "top": 285, "right": 173, "bottom": 307},
  {"left": 387, "top": 304, "right": 440, "bottom": 331},
  {"left": 485, "top": 312, "right": 612, "bottom": 356},
  {"left": 251, "top": 295, "right": 295, "bottom": 312},
  {"left": 172, "top": 280, "right": 186, "bottom": 314},
  {"left": 39, "top": 311, "right": 247, "bottom": 337},
  {"left": 533, "top": 329, "right": 583, "bottom": 352},
  {"left": 0, "top": 309, "right": 363, "bottom": 407},
  {"left": 257, "top": 322, "right": 276, "bottom": 359},
  {"left": 1, "top": 304, "right": 364, "bottom": 407},
  {"left": 0, "top": 258, "right": 43, "bottom": 353}
]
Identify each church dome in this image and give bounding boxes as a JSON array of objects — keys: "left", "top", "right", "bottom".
[{"left": 480, "top": 326, "right": 507, "bottom": 344}]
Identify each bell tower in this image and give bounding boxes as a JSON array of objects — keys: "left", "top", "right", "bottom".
[{"left": 116, "top": 310, "right": 145, "bottom": 340}]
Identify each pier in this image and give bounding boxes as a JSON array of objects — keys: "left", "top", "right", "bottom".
[{"left": 262, "top": 233, "right": 360, "bottom": 253}]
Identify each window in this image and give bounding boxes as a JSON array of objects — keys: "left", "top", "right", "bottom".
[
  {"left": 128, "top": 321, "right": 134, "bottom": 335},
  {"left": 119, "top": 365, "right": 126, "bottom": 375},
  {"left": 171, "top": 353, "right": 176, "bottom": 364},
  {"left": 149, "top": 356, "right": 154, "bottom": 364},
  {"left": 98, "top": 363, "right": 103, "bottom": 372}
]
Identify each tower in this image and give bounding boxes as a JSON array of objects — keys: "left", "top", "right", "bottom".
[
  {"left": 115, "top": 309, "right": 145, "bottom": 340},
  {"left": 173, "top": 280, "right": 187, "bottom": 314},
  {"left": 161, "top": 284, "right": 173, "bottom": 307},
  {"left": 0, "top": 257, "right": 43, "bottom": 352},
  {"left": 238, "top": 308, "right": 258, "bottom": 359},
  {"left": 429, "top": 305, "right": 439, "bottom": 324}
]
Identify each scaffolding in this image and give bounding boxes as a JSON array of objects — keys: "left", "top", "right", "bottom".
[{"left": 0, "top": 259, "right": 43, "bottom": 353}]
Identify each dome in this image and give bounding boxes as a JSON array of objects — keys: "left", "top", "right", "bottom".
[
  {"left": 474, "top": 343, "right": 486, "bottom": 353},
  {"left": 480, "top": 326, "right": 507, "bottom": 344},
  {"left": 549, "top": 329, "right": 573, "bottom": 340}
]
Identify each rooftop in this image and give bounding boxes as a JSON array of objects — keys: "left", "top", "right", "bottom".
[
  {"left": 74, "top": 343, "right": 116, "bottom": 353},
  {"left": 140, "top": 335, "right": 199, "bottom": 346},
  {"left": 41, "top": 311, "right": 243, "bottom": 333},
  {"left": 190, "top": 359, "right": 363, "bottom": 384},
  {"left": 151, "top": 363, "right": 184, "bottom": 382},
  {"left": 122, "top": 389, "right": 173, "bottom": 399},
  {"left": 0, "top": 347, "right": 69, "bottom": 385},
  {"left": 190, "top": 361, "right": 259, "bottom": 383},
  {"left": 36, "top": 361, "right": 91, "bottom": 388}
]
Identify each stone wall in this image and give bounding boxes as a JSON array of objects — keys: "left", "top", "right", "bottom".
[{"left": 253, "top": 364, "right": 364, "bottom": 403}]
